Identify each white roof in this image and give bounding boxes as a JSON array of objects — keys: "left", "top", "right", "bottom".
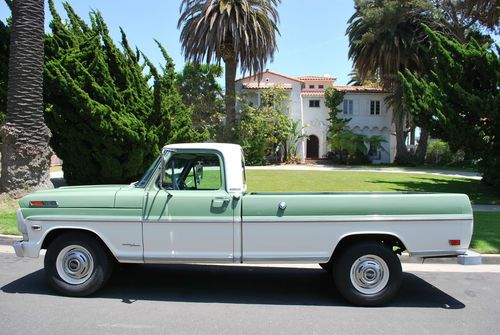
[
  {"left": 162, "top": 143, "right": 246, "bottom": 193},
  {"left": 164, "top": 142, "right": 241, "bottom": 151}
]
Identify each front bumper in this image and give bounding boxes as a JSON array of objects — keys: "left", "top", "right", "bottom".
[
  {"left": 12, "top": 209, "right": 41, "bottom": 258},
  {"left": 13, "top": 241, "right": 26, "bottom": 257},
  {"left": 12, "top": 240, "right": 40, "bottom": 258}
]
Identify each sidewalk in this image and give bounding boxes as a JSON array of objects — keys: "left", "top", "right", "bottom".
[{"left": 472, "top": 205, "right": 500, "bottom": 212}]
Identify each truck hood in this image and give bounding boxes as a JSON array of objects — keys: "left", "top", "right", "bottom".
[{"left": 19, "top": 185, "right": 128, "bottom": 208}]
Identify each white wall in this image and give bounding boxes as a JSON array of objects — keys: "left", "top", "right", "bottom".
[{"left": 235, "top": 74, "right": 395, "bottom": 164}]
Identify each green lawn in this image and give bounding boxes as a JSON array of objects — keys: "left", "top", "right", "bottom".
[
  {"left": 246, "top": 170, "right": 499, "bottom": 204},
  {"left": 1, "top": 170, "right": 499, "bottom": 253},
  {"left": 471, "top": 212, "right": 500, "bottom": 254},
  {"left": 0, "top": 208, "right": 18, "bottom": 236}
]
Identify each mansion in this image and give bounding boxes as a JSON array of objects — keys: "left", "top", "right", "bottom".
[{"left": 235, "top": 70, "right": 396, "bottom": 163}]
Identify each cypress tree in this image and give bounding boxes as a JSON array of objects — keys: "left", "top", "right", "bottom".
[
  {"left": 44, "top": 1, "right": 205, "bottom": 185},
  {"left": 401, "top": 26, "right": 500, "bottom": 188}
]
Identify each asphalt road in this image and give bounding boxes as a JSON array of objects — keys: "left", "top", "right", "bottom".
[{"left": 1, "top": 252, "right": 499, "bottom": 335}]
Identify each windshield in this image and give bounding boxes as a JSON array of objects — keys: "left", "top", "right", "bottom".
[{"left": 135, "top": 156, "right": 160, "bottom": 188}]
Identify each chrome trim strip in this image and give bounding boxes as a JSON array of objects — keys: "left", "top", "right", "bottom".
[
  {"left": 116, "top": 256, "right": 144, "bottom": 264},
  {"left": 26, "top": 217, "right": 142, "bottom": 223},
  {"left": 242, "top": 257, "right": 330, "bottom": 263},
  {"left": 25, "top": 215, "right": 471, "bottom": 225},
  {"left": 144, "top": 257, "right": 234, "bottom": 264},
  {"left": 26, "top": 216, "right": 234, "bottom": 224},
  {"left": 144, "top": 218, "right": 234, "bottom": 224},
  {"left": 410, "top": 250, "right": 467, "bottom": 258},
  {"left": 244, "top": 214, "right": 472, "bottom": 223}
]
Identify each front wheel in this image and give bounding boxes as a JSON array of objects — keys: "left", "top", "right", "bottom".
[
  {"left": 44, "top": 232, "right": 113, "bottom": 296},
  {"left": 332, "top": 242, "right": 402, "bottom": 306}
]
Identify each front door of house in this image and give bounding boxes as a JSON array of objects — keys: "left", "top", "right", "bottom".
[{"left": 307, "top": 135, "right": 319, "bottom": 158}]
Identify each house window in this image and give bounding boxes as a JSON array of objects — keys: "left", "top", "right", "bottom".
[
  {"left": 343, "top": 99, "right": 353, "bottom": 115},
  {"left": 370, "top": 100, "right": 381, "bottom": 115},
  {"left": 309, "top": 84, "right": 315, "bottom": 89},
  {"left": 318, "top": 85, "right": 324, "bottom": 89},
  {"left": 309, "top": 100, "right": 320, "bottom": 108}
]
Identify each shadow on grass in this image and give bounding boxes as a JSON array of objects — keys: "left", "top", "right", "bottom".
[
  {"left": 1, "top": 264, "right": 464, "bottom": 309},
  {"left": 368, "top": 177, "right": 499, "bottom": 204}
]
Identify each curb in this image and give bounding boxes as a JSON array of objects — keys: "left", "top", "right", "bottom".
[
  {"left": 0, "top": 234, "right": 21, "bottom": 246},
  {"left": 399, "top": 252, "right": 500, "bottom": 265},
  {"left": 2, "top": 234, "right": 500, "bottom": 264}
]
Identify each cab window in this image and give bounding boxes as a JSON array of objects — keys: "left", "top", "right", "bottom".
[{"left": 161, "top": 153, "right": 222, "bottom": 190}]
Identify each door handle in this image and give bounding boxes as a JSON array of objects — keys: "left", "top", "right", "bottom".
[{"left": 212, "top": 197, "right": 230, "bottom": 207}]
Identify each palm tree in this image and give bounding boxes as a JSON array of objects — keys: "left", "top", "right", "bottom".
[
  {"left": 0, "top": 0, "right": 52, "bottom": 195},
  {"left": 346, "top": 0, "right": 434, "bottom": 164},
  {"left": 178, "top": 0, "right": 281, "bottom": 142}
]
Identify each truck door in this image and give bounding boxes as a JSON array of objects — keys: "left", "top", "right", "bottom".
[{"left": 142, "top": 150, "right": 234, "bottom": 262}]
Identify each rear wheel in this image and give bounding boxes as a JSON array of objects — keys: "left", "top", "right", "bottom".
[
  {"left": 44, "top": 232, "right": 113, "bottom": 296},
  {"left": 332, "top": 242, "right": 402, "bottom": 306}
]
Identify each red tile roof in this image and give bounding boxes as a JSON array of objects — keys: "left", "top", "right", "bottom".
[
  {"left": 332, "top": 85, "right": 386, "bottom": 93},
  {"left": 297, "top": 76, "right": 336, "bottom": 81},
  {"left": 242, "top": 82, "right": 292, "bottom": 89},
  {"left": 301, "top": 90, "right": 325, "bottom": 97}
]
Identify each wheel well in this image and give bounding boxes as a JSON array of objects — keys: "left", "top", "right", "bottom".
[
  {"left": 330, "top": 234, "right": 406, "bottom": 263},
  {"left": 41, "top": 229, "right": 116, "bottom": 261}
]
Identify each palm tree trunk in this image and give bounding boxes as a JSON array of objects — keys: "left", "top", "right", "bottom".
[
  {"left": 223, "top": 57, "right": 237, "bottom": 143},
  {"left": 414, "top": 127, "right": 428, "bottom": 164},
  {"left": 393, "top": 105, "right": 410, "bottom": 164},
  {"left": 0, "top": 0, "right": 52, "bottom": 196}
]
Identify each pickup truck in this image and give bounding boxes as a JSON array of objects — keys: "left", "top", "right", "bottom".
[{"left": 13, "top": 143, "right": 474, "bottom": 306}]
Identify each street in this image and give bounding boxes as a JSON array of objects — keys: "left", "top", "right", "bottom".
[{"left": 1, "top": 251, "right": 499, "bottom": 335}]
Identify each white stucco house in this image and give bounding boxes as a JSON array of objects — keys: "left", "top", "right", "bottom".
[{"left": 235, "top": 70, "right": 396, "bottom": 163}]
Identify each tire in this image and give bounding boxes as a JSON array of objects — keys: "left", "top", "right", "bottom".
[
  {"left": 319, "top": 262, "right": 332, "bottom": 272},
  {"left": 44, "top": 232, "right": 113, "bottom": 296},
  {"left": 332, "top": 242, "right": 402, "bottom": 306}
]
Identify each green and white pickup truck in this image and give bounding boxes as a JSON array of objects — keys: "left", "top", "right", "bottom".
[{"left": 14, "top": 143, "right": 474, "bottom": 306}]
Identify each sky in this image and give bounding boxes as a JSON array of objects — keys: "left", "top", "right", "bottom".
[{"left": 0, "top": 0, "right": 357, "bottom": 86}]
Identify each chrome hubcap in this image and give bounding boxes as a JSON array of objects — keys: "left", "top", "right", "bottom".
[
  {"left": 56, "top": 245, "right": 94, "bottom": 285},
  {"left": 350, "top": 254, "right": 389, "bottom": 295}
]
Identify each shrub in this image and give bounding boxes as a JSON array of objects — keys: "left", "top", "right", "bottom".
[{"left": 426, "top": 140, "right": 452, "bottom": 165}]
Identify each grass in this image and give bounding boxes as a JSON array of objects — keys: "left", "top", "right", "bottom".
[
  {"left": 0, "top": 196, "right": 19, "bottom": 236},
  {"left": 246, "top": 170, "right": 499, "bottom": 204},
  {"left": 471, "top": 212, "right": 500, "bottom": 254},
  {"left": 1, "top": 170, "right": 499, "bottom": 253}
]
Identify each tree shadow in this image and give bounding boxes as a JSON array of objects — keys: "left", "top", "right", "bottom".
[
  {"left": 368, "top": 177, "right": 498, "bottom": 204},
  {"left": 1, "top": 264, "right": 465, "bottom": 309}
]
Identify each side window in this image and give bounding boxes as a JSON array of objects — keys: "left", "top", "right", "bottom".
[
  {"left": 343, "top": 99, "right": 353, "bottom": 115},
  {"left": 161, "top": 153, "right": 222, "bottom": 190},
  {"left": 370, "top": 100, "right": 381, "bottom": 115}
]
